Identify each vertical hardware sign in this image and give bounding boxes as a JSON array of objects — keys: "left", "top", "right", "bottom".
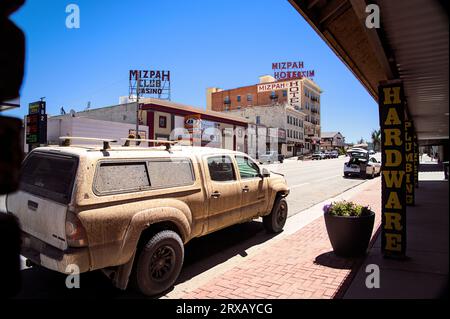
[
  {"left": 379, "top": 83, "right": 406, "bottom": 258},
  {"left": 413, "top": 134, "right": 419, "bottom": 188},
  {"left": 405, "top": 121, "right": 415, "bottom": 205}
]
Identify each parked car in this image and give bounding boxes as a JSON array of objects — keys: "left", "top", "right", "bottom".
[
  {"left": 323, "top": 151, "right": 332, "bottom": 159},
  {"left": 330, "top": 150, "right": 339, "bottom": 158},
  {"left": 312, "top": 152, "right": 326, "bottom": 160},
  {"left": 7, "top": 138, "right": 290, "bottom": 297},
  {"left": 344, "top": 150, "right": 381, "bottom": 178},
  {"left": 259, "top": 151, "right": 284, "bottom": 164},
  {"left": 346, "top": 148, "right": 368, "bottom": 157}
]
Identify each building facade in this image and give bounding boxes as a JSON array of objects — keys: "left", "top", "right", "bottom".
[
  {"left": 225, "top": 103, "right": 305, "bottom": 157},
  {"left": 207, "top": 75, "right": 322, "bottom": 154},
  {"left": 320, "top": 132, "right": 346, "bottom": 150},
  {"left": 51, "top": 98, "right": 249, "bottom": 153}
]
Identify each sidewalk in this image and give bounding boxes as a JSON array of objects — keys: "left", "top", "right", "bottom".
[
  {"left": 344, "top": 171, "right": 449, "bottom": 298},
  {"left": 178, "top": 179, "right": 382, "bottom": 299}
]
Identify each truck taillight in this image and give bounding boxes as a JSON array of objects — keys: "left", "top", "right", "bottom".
[{"left": 65, "top": 213, "right": 88, "bottom": 247}]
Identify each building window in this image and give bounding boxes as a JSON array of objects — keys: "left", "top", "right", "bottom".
[
  {"left": 247, "top": 94, "right": 253, "bottom": 102},
  {"left": 159, "top": 116, "right": 167, "bottom": 128},
  {"left": 282, "top": 90, "right": 287, "bottom": 97},
  {"left": 287, "top": 115, "right": 290, "bottom": 124},
  {"left": 224, "top": 96, "right": 231, "bottom": 104},
  {"left": 256, "top": 116, "right": 261, "bottom": 125},
  {"left": 237, "top": 105, "right": 241, "bottom": 110},
  {"left": 270, "top": 91, "right": 277, "bottom": 100},
  {"left": 237, "top": 95, "right": 241, "bottom": 102}
]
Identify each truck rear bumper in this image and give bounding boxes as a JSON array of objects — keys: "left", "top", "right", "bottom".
[{"left": 21, "top": 231, "right": 91, "bottom": 274}]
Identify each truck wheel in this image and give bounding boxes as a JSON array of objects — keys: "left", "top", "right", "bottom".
[
  {"left": 263, "top": 198, "right": 288, "bottom": 233},
  {"left": 133, "top": 230, "right": 184, "bottom": 297}
]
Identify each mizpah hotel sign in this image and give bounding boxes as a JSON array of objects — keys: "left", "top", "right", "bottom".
[{"left": 256, "top": 61, "right": 316, "bottom": 110}]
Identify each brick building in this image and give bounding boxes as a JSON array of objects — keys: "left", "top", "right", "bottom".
[{"left": 207, "top": 75, "right": 322, "bottom": 155}]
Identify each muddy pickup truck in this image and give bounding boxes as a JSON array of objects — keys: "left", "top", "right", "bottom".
[{"left": 6, "top": 138, "right": 289, "bottom": 296}]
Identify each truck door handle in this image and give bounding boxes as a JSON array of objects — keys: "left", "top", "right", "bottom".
[
  {"left": 28, "top": 200, "right": 38, "bottom": 211},
  {"left": 211, "top": 191, "right": 221, "bottom": 198},
  {"left": 242, "top": 186, "right": 250, "bottom": 193}
]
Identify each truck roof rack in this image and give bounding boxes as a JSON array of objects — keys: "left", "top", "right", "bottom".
[
  {"left": 121, "top": 138, "right": 179, "bottom": 151},
  {"left": 59, "top": 137, "right": 117, "bottom": 150}
]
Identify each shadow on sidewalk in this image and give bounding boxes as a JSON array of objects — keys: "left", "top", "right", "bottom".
[
  {"left": 15, "top": 221, "right": 279, "bottom": 299},
  {"left": 318, "top": 225, "right": 382, "bottom": 299},
  {"left": 419, "top": 163, "right": 444, "bottom": 172},
  {"left": 314, "top": 252, "right": 359, "bottom": 270},
  {"left": 176, "top": 221, "right": 279, "bottom": 284}
]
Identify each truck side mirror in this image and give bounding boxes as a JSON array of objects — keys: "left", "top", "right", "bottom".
[{"left": 261, "top": 168, "right": 270, "bottom": 178}]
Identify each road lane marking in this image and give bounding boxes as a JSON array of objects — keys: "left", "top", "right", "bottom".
[
  {"left": 289, "top": 182, "right": 310, "bottom": 190},
  {"left": 315, "top": 174, "right": 343, "bottom": 183}
]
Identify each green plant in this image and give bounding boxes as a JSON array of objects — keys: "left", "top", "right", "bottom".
[
  {"left": 323, "top": 201, "right": 371, "bottom": 217},
  {"left": 371, "top": 129, "right": 381, "bottom": 152}
]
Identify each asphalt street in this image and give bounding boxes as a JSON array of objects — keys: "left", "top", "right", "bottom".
[{"left": 263, "top": 156, "right": 367, "bottom": 217}]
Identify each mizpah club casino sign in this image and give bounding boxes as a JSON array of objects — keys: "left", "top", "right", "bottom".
[{"left": 129, "top": 70, "right": 171, "bottom": 99}]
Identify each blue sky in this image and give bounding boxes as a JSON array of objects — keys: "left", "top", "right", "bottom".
[{"left": 6, "top": 0, "right": 379, "bottom": 143}]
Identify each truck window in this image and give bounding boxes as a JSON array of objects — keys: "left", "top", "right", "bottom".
[
  {"left": 147, "top": 158, "right": 195, "bottom": 188},
  {"left": 94, "top": 159, "right": 195, "bottom": 195},
  {"left": 95, "top": 162, "right": 150, "bottom": 194},
  {"left": 20, "top": 152, "right": 78, "bottom": 204},
  {"left": 235, "top": 156, "right": 260, "bottom": 179},
  {"left": 207, "top": 156, "right": 236, "bottom": 182}
]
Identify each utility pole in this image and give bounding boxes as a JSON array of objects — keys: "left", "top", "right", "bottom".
[{"left": 135, "top": 72, "right": 140, "bottom": 139}]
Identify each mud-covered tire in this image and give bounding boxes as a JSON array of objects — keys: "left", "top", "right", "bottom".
[
  {"left": 132, "top": 230, "right": 184, "bottom": 297},
  {"left": 263, "top": 198, "right": 288, "bottom": 233}
]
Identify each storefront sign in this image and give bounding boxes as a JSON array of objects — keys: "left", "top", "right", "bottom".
[
  {"left": 379, "top": 82, "right": 406, "bottom": 258},
  {"left": 413, "top": 134, "right": 419, "bottom": 188},
  {"left": 288, "top": 81, "right": 301, "bottom": 110},
  {"left": 26, "top": 101, "right": 47, "bottom": 145},
  {"left": 184, "top": 114, "right": 201, "bottom": 131},
  {"left": 128, "top": 129, "right": 147, "bottom": 140},
  {"left": 405, "top": 120, "right": 415, "bottom": 205},
  {"left": 305, "top": 125, "right": 315, "bottom": 136},
  {"left": 184, "top": 114, "right": 202, "bottom": 142},
  {"left": 278, "top": 129, "right": 286, "bottom": 143},
  {"left": 257, "top": 80, "right": 302, "bottom": 109},
  {"left": 257, "top": 80, "right": 297, "bottom": 93}
]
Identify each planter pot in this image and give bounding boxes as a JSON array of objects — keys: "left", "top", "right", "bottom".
[{"left": 324, "top": 211, "right": 375, "bottom": 257}]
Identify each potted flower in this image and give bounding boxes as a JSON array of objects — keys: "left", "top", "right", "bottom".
[{"left": 323, "top": 201, "right": 375, "bottom": 257}]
